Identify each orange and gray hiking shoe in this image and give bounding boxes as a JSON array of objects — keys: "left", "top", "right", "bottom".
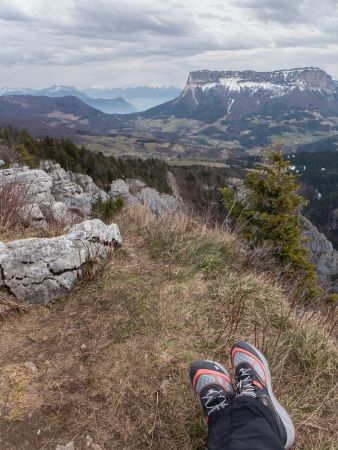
[
  {"left": 189, "top": 360, "right": 234, "bottom": 421},
  {"left": 231, "top": 341, "right": 295, "bottom": 449}
]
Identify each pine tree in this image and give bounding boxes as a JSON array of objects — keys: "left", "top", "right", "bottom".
[{"left": 220, "top": 148, "right": 321, "bottom": 298}]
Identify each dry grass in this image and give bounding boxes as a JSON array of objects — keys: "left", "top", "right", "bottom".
[
  {"left": 0, "top": 206, "right": 337, "bottom": 449},
  {"left": 0, "top": 292, "right": 29, "bottom": 320}
]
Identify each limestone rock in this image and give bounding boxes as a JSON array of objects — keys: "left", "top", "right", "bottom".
[
  {"left": 70, "top": 219, "right": 122, "bottom": 245},
  {"left": 109, "top": 178, "right": 184, "bottom": 216},
  {"left": 0, "top": 219, "right": 122, "bottom": 303},
  {"left": 0, "top": 165, "right": 53, "bottom": 204},
  {"left": 40, "top": 161, "right": 107, "bottom": 216},
  {"left": 126, "top": 178, "right": 146, "bottom": 194},
  {"left": 135, "top": 187, "right": 183, "bottom": 216},
  {"left": 110, "top": 179, "right": 130, "bottom": 198}
]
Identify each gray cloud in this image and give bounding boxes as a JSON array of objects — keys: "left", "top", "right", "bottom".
[
  {"left": 71, "top": 1, "right": 194, "bottom": 37},
  {"left": 236, "top": 0, "right": 338, "bottom": 25},
  {"left": 0, "top": 2, "right": 32, "bottom": 22},
  {"left": 0, "top": 0, "right": 337, "bottom": 88}
]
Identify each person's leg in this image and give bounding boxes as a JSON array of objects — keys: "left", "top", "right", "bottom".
[
  {"left": 229, "top": 341, "right": 295, "bottom": 449},
  {"left": 207, "top": 396, "right": 285, "bottom": 450},
  {"left": 189, "top": 360, "right": 282, "bottom": 450},
  {"left": 190, "top": 342, "right": 295, "bottom": 450}
]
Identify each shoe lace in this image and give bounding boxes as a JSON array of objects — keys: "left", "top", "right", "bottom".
[
  {"left": 202, "top": 389, "right": 229, "bottom": 415},
  {"left": 236, "top": 367, "right": 257, "bottom": 398}
]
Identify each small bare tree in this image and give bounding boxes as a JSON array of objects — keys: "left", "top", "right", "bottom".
[{"left": 0, "top": 177, "right": 33, "bottom": 231}]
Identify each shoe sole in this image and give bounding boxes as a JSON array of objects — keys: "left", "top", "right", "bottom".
[{"left": 234, "top": 342, "right": 295, "bottom": 449}]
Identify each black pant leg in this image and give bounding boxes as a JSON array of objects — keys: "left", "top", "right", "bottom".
[{"left": 207, "top": 396, "right": 284, "bottom": 450}]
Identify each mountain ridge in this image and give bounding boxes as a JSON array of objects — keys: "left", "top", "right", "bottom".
[
  {"left": 150, "top": 67, "right": 338, "bottom": 122},
  {"left": 0, "top": 86, "right": 137, "bottom": 114},
  {"left": 0, "top": 85, "right": 183, "bottom": 113},
  {"left": 0, "top": 94, "right": 125, "bottom": 136}
]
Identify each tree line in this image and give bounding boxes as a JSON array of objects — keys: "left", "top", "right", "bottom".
[{"left": 0, "top": 127, "right": 171, "bottom": 193}]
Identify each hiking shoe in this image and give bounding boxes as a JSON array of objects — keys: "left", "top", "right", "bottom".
[
  {"left": 189, "top": 360, "right": 234, "bottom": 420},
  {"left": 231, "top": 341, "right": 295, "bottom": 449}
]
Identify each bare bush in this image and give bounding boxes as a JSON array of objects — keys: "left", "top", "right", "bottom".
[
  {"left": 41, "top": 202, "right": 84, "bottom": 237},
  {"left": 0, "top": 177, "right": 33, "bottom": 232},
  {"left": 0, "top": 142, "right": 21, "bottom": 165}
]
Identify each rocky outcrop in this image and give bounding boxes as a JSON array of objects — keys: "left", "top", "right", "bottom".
[
  {"left": 0, "top": 219, "right": 122, "bottom": 303},
  {"left": 40, "top": 161, "right": 108, "bottom": 216},
  {"left": 0, "top": 163, "right": 185, "bottom": 229},
  {"left": 301, "top": 217, "right": 338, "bottom": 292},
  {"left": 110, "top": 178, "right": 185, "bottom": 216},
  {"left": 0, "top": 162, "right": 111, "bottom": 227}
]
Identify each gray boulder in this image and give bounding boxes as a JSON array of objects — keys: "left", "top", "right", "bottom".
[
  {"left": 135, "top": 187, "right": 184, "bottom": 216},
  {"left": 40, "top": 161, "right": 108, "bottom": 216},
  {"left": 109, "top": 178, "right": 184, "bottom": 216},
  {"left": 110, "top": 179, "right": 130, "bottom": 198},
  {"left": 126, "top": 178, "right": 146, "bottom": 194},
  {"left": 0, "top": 219, "right": 122, "bottom": 303},
  {"left": 0, "top": 165, "right": 53, "bottom": 204}
]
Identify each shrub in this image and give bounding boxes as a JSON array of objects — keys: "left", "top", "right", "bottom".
[
  {"left": 16, "top": 146, "right": 36, "bottom": 169},
  {"left": 91, "top": 195, "right": 124, "bottom": 224}
]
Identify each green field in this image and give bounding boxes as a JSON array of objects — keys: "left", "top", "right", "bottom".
[{"left": 168, "top": 159, "right": 227, "bottom": 167}]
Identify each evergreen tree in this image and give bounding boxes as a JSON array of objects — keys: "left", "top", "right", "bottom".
[{"left": 220, "top": 149, "right": 321, "bottom": 298}]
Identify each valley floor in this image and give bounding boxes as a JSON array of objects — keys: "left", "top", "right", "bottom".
[{"left": 0, "top": 207, "right": 337, "bottom": 449}]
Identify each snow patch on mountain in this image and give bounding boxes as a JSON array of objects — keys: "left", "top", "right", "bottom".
[{"left": 188, "top": 67, "right": 337, "bottom": 97}]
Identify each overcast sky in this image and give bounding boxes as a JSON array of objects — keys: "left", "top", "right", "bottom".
[{"left": 1, "top": 0, "right": 338, "bottom": 89}]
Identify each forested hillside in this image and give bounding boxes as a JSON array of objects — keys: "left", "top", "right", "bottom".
[
  {"left": 289, "top": 151, "right": 338, "bottom": 248},
  {"left": 0, "top": 128, "right": 171, "bottom": 193}
]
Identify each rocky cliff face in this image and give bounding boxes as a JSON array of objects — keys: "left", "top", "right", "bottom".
[
  {"left": 110, "top": 178, "right": 185, "bottom": 217},
  {"left": 301, "top": 216, "right": 338, "bottom": 292},
  {"left": 148, "top": 67, "right": 338, "bottom": 126},
  {"left": 0, "top": 162, "right": 108, "bottom": 228},
  {"left": 186, "top": 68, "right": 336, "bottom": 92}
]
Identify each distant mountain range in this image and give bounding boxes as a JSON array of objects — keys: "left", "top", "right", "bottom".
[
  {"left": 0, "top": 85, "right": 137, "bottom": 114},
  {"left": 0, "top": 85, "right": 182, "bottom": 113},
  {"left": 83, "top": 86, "right": 181, "bottom": 111},
  {"left": 0, "top": 95, "right": 125, "bottom": 136},
  {"left": 1, "top": 68, "right": 338, "bottom": 159}
]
